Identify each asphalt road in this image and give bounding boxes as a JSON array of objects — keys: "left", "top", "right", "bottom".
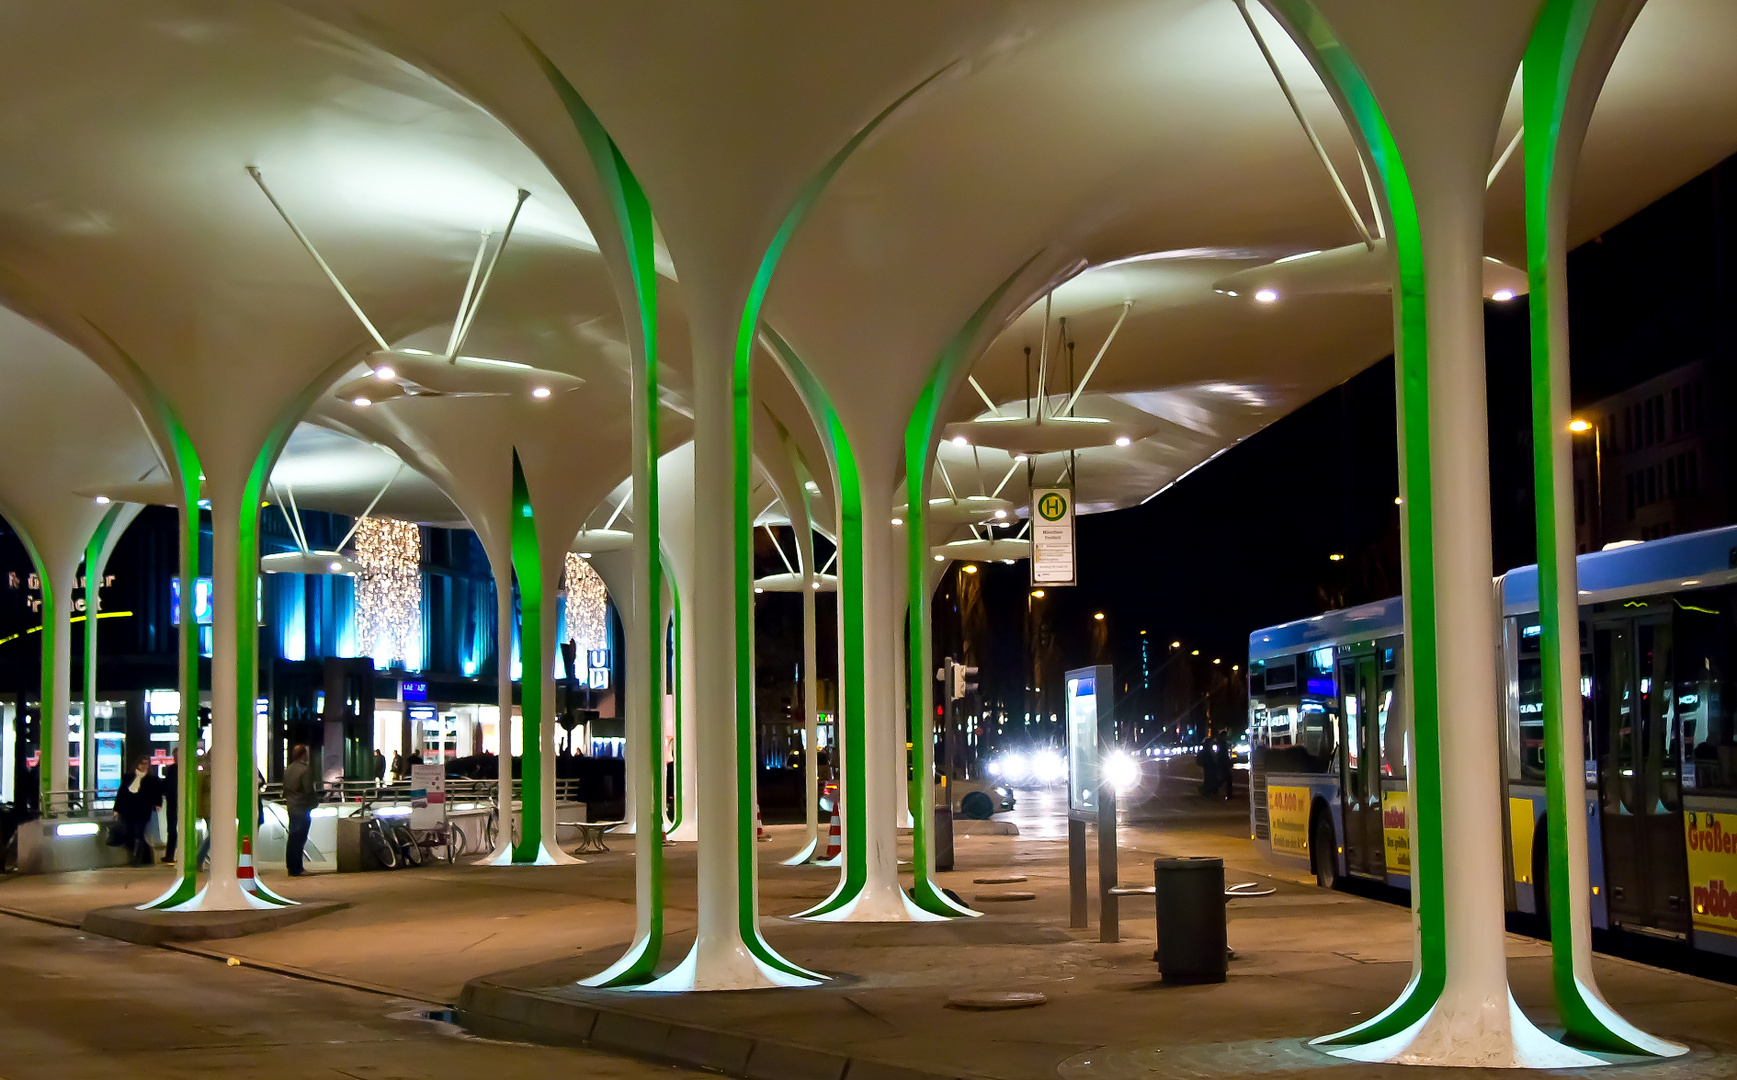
[{"left": 0, "top": 914, "right": 708, "bottom": 1080}]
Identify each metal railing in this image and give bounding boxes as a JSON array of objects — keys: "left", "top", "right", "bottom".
[{"left": 36, "top": 777, "right": 587, "bottom": 820}]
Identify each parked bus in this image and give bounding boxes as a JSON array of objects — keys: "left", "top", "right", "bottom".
[{"left": 1249, "top": 523, "right": 1737, "bottom": 960}]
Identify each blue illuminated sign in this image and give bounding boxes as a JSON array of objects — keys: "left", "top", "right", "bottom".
[{"left": 401, "top": 681, "right": 428, "bottom": 702}]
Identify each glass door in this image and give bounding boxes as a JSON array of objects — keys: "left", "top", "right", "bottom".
[
  {"left": 1337, "top": 654, "right": 1385, "bottom": 879},
  {"left": 1593, "top": 613, "right": 1690, "bottom": 935}
]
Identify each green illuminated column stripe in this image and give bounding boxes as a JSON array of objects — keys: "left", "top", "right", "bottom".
[
  {"left": 1522, "top": 0, "right": 1681, "bottom": 1057},
  {"left": 902, "top": 263, "right": 1036, "bottom": 919},
  {"left": 509, "top": 453, "right": 545, "bottom": 864},
  {"left": 24, "top": 549, "right": 59, "bottom": 814},
  {"left": 80, "top": 506, "right": 123, "bottom": 802},
  {"left": 75, "top": 335, "right": 206, "bottom": 911},
  {"left": 1263, "top": 0, "right": 1444, "bottom": 1046},
  {"left": 525, "top": 37, "right": 668, "bottom": 981},
  {"left": 726, "top": 69, "right": 954, "bottom": 944},
  {"left": 762, "top": 330, "right": 870, "bottom": 918}
]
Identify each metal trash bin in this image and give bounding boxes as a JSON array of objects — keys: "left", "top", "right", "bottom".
[{"left": 1153, "top": 856, "right": 1227, "bottom": 983}]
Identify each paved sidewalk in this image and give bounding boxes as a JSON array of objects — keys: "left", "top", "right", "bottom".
[{"left": 3, "top": 798, "right": 1735, "bottom": 1079}]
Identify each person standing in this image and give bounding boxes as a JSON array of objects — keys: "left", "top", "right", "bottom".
[
  {"left": 1214, "top": 735, "right": 1234, "bottom": 800},
  {"left": 1197, "top": 740, "right": 1220, "bottom": 798},
  {"left": 160, "top": 758, "right": 179, "bottom": 863},
  {"left": 112, "top": 757, "right": 160, "bottom": 866},
  {"left": 373, "top": 748, "right": 387, "bottom": 783},
  {"left": 281, "top": 744, "right": 319, "bottom": 876},
  {"left": 390, "top": 751, "right": 404, "bottom": 781}
]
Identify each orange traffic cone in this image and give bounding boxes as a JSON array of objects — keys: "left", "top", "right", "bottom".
[
  {"left": 821, "top": 806, "right": 842, "bottom": 861},
  {"left": 756, "top": 805, "right": 771, "bottom": 842},
  {"left": 237, "top": 836, "right": 258, "bottom": 891}
]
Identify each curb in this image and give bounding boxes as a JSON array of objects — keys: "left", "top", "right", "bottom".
[
  {"left": 81, "top": 899, "right": 349, "bottom": 945},
  {"left": 459, "top": 978, "right": 995, "bottom": 1080}
]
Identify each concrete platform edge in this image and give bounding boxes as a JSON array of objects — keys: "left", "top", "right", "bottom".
[
  {"left": 458, "top": 977, "right": 991, "bottom": 1080},
  {"left": 80, "top": 900, "right": 349, "bottom": 945}
]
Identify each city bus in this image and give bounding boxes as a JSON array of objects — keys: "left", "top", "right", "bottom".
[{"left": 1248, "top": 523, "right": 1737, "bottom": 960}]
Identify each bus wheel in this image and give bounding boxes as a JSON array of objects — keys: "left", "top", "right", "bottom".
[{"left": 1312, "top": 816, "right": 1340, "bottom": 890}]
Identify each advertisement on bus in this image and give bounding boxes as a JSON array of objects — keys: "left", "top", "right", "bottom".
[
  {"left": 1685, "top": 809, "right": 1737, "bottom": 939},
  {"left": 1267, "top": 784, "right": 1310, "bottom": 858},
  {"left": 1382, "top": 789, "right": 1410, "bottom": 874}
]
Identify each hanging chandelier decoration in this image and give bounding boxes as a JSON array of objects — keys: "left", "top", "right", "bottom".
[
  {"left": 355, "top": 517, "right": 422, "bottom": 667},
  {"left": 563, "top": 551, "right": 609, "bottom": 654}
]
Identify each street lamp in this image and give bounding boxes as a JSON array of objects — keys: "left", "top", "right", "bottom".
[
  {"left": 1093, "top": 612, "right": 1105, "bottom": 621},
  {"left": 1570, "top": 416, "right": 1603, "bottom": 550}
]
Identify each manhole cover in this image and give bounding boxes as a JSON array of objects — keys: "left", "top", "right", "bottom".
[
  {"left": 974, "top": 874, "right": 1028, "bottom": 884},
  {"left": 947, "top": 991, "right": 1047, "bottom": 1010},
  {"left": 975, "top": 891, "right": 1037, "bottom": 902}
]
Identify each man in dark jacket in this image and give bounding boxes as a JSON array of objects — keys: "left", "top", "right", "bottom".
[{"left": 281, "top": 744, "right": 320, "bottom": 876}]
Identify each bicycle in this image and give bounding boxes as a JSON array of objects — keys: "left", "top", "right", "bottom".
[
  {"left": 356, "top": 801, "right": 400, "bottom": 870},
  {"left": 406, "top": 823, "right": 457, "bottom": 864}
]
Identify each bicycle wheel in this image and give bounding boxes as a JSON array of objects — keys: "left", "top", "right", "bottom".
[
  {"left": 482, "top": 811, "right": 498, "bottom": 851},
  {"left": 442, "top": 824, "right": 457, "bottom": 864},
  {"left": 394, "top": 823, "right": 424, "bottom": 866},
  {"left": 364, "top": 821, "right": 399, "bottom": 870}
]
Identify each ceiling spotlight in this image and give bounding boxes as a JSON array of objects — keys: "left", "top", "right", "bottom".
[
  {"left": 951, "top": 435, "right": 969, "bottom": 446},
  {"left": 1567, "top": 418, "right": 1592, "bottom": 434},
  {"left": 1171, "top": 641, "right": 1181, "bottom": 648},
  {"left": 993, "top": 509, "right": 1008, "bottom": 519},
  {"left": 372, "top": 365, "right": 395, "bottom": 380},
  {"left": 754, "top": 587, "right": 764, "bottom": 594},
  {"left": 1093, "top": 612, "right": 1105, "bottom": 621},
  {"left": 531, "top": 387, "right": 552, "bottom": 399},
  {"left": 352, "top": 397, "right": 371, "bottom": 408},
  {"left": 963, "top": 564, "right": 979, "bottom": 574},
  {"left": 1492, "top": 289, "right": 1516, "bottom": 302},
  {"left": 1254, "top": 288, "right": 1279, "bottom": 303},
  {"left": 1191, "top": 649, "right": 1200, "bottom": 656},
  {"left": 93, "top": 495, "right": 111, "bottom": 505},
  {"left": 1031, "top": 589, "right": 1046, "bottom": 598},
  {"left": 1114, "top": 436, "right": 1132, "bottom": 448},
  {"left": 892, "top": 517, "right": 904, "bottom": 526},
  {"left": 933, "top": 554, "right": 945, "bottom": 562},
  {"left": 328, "top": 561, "right": 343, "bottom": 572},
  {"left": 810, "top": 581, "right": 821, "bottom": 589},
  {"left": 578, "top": 552, "right": 591, "bottom": 559},
  {"left": 1329, "top": 553, "right": 1345, "bottom": 562},
  {"left": 1014, "top": 453, "right": 1029, "bottom": 462}
]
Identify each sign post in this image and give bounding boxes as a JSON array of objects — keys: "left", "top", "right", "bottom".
[
  {"left": 1031, "top": 488, "right": 1076, "bottom": 587},
  {"left": 1066, "top": 664, "right": 1117, "bottom": 940}
]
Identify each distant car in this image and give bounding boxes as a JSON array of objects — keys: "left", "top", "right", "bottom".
[{"left": 937, "top": 777, "right": 1015, "bottom": 820}]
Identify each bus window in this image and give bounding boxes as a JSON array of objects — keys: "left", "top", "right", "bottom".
[
  {"left": 1380, "top": 664, "right": 1406, "bottom": 779},
  {"left": 1516, "top": 623, "right": 1545, "bottom": 782},
  {"left": 1511, "top": 620, "right": 1594, "bottom": 785},
  {"left": 1677, "top": 587, "right": 1736, "bottom": 793}
]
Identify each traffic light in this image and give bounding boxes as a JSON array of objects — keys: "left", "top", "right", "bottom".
[{"left": 951, "top": 664, "right": 979, "bottom": 702}]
